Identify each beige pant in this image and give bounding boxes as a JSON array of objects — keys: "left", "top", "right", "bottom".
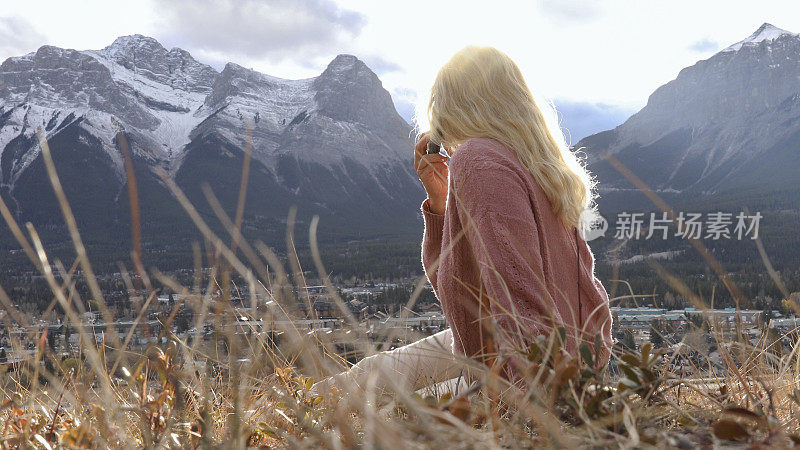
[{"left": 315, "top": 328, "right": 469, "bottom": 395}]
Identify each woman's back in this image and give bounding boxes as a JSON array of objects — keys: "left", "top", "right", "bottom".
[{"left": 421, "top": 136, "right": 613, "bottom": 379}]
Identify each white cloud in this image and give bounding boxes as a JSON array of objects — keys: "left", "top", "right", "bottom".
[
  {"left": 360, "top": 55, "right": 402, "bottom": 75},
  {"left": 688, "top": 38, "right": 720, "bottom": 53},
  {"left": 155, "top": 0, "right": 366, "bottom": 64},
  {"left": 0, "top": 16, "right": 47, "bottom": 59},
  {"left": 536, "top": 0, "right": 604, "bottom": 24}
]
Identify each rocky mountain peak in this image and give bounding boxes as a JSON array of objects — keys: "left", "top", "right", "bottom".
[
  {"left": 318, "top": 54, "right": 376, "bottom": 84},
  {"left": 324, "top": 54, "right": 365, "bottom": 70},
  {"left": 313, "top": 53, "right": 402, "bottom": 131},
  {"left": 0, "top": 44, "right": 117, "bottom": 110},
  {"left": 722, "top": 22, "right": 798, "bottom": 52},
  {"left": 105, "top": 34, "right": 166, "bottom": 54},
  {"left": 217, "top": 62, "right": 262, "bottom": 81},
  {"left": 93, "top": 35, "right": 218, "bottom": 94}
]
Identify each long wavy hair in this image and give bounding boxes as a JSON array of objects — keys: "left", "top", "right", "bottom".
[{"left": 422, "top": 45, "right": 598, "bottom": 232}]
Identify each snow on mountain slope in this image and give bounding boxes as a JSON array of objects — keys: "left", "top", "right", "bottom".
[
  {"left": 0, "top": 38, "right": 211, "bottom": 185},
  {"left": 0, "top": 34, "right": 414, "bottom": 179},
  {"left": 85, "top": 35, "right": 218, "bottom": 160},
  {"left": 722, "top": 22, "right": 798, "bottom": 52},
  {"left": 0, "top": 34, "right": 425, "bottom": 249},
  {"left": 202, "top": 62, "right": 317, "bottom": 127},
  {"left": 188, "top": 53, "right": 414, "bottom": 177},
  {"left": 189, "top": 62, "right": 318, "bottom": 169}
]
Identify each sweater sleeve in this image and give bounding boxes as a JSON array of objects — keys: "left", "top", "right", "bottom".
[
  {"left": 420, "top": 197, "right": 446, "bottom": 296},
  {"left": 449, "top": 150, "right": 564, "bottom": 361}
]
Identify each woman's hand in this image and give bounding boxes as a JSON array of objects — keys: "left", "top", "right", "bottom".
[{"left": 414, "top": 132, "right": 449, "bottom": 214}]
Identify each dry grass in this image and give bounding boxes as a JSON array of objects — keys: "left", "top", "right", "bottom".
[{"left": 0, "top": 128, "right": 798, "bottom": 449}]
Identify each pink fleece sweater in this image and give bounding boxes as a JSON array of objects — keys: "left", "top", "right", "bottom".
[{"left": 420, "top": 137, "right": 613, "bottom": 377}]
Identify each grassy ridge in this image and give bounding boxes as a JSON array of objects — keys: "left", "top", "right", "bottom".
[{"left": 1, "top": 131, "right": 799, "bottom": 448}]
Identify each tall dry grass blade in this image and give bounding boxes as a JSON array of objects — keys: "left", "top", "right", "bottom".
[
  {"left": 600, "top": 151, "right": 748, "bottom": 307},
  {"left": 35, "top": 128, "right": 122, "bottom": 351},
  {"left": 0, "top": 193, "right": 40, "bottom": 271},
  {"left": 200, "top": 183, "right": 271, "bottom": 292},
  {"left": 153, "top": 167, "right": 252, "bottom": 281},
  {"left": 230, "top": 123, "right": 253, "bottom": 258},
  {"left": 284, "top": 205, "right": 314, "bottom": 320},
  {"left": 116, "top": 131, "right": 150, "bottom": 294},
  {"left": 25, "top": 223, "right": 118, "bottom": 418},
  {"left": 746, "top": 207, "right": 791, "bottom": 306}
]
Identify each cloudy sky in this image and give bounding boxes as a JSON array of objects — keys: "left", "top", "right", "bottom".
[{"left": 3, "top": 0, "right": 800, "bottom": 142}]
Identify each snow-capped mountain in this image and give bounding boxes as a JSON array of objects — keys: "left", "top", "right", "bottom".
[
  {"left": 722, "top": 22, "right": 798, "bottom": 52},
  {"left": 0, "top": 35, "right": 423, "bottom": 253},
  {"left": 578, "top": 23, "right": 800, "bottom": 209}
]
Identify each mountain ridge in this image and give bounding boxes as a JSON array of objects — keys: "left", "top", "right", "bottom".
[
  {"left": 0, "top": 35, "right": 424, "bottom": 255},
  {"left": 577, "top": 23, "right": 800, "bottom": 208}
]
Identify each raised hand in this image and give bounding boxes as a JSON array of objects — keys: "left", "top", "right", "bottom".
[{"left": 414, "top": 132, "right": 449, "bottom": 214}]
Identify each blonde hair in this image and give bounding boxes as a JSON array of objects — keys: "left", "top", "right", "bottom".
[{"left": 422, "top": 45, "right": 598, "bottom": 232}]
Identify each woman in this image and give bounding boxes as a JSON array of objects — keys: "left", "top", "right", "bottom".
[
  {"left": 315, "top": 45, "right": 612, "bottom": 394},
  {"left": 416, "top": 45, "right": 613, "bottom": 385}
]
